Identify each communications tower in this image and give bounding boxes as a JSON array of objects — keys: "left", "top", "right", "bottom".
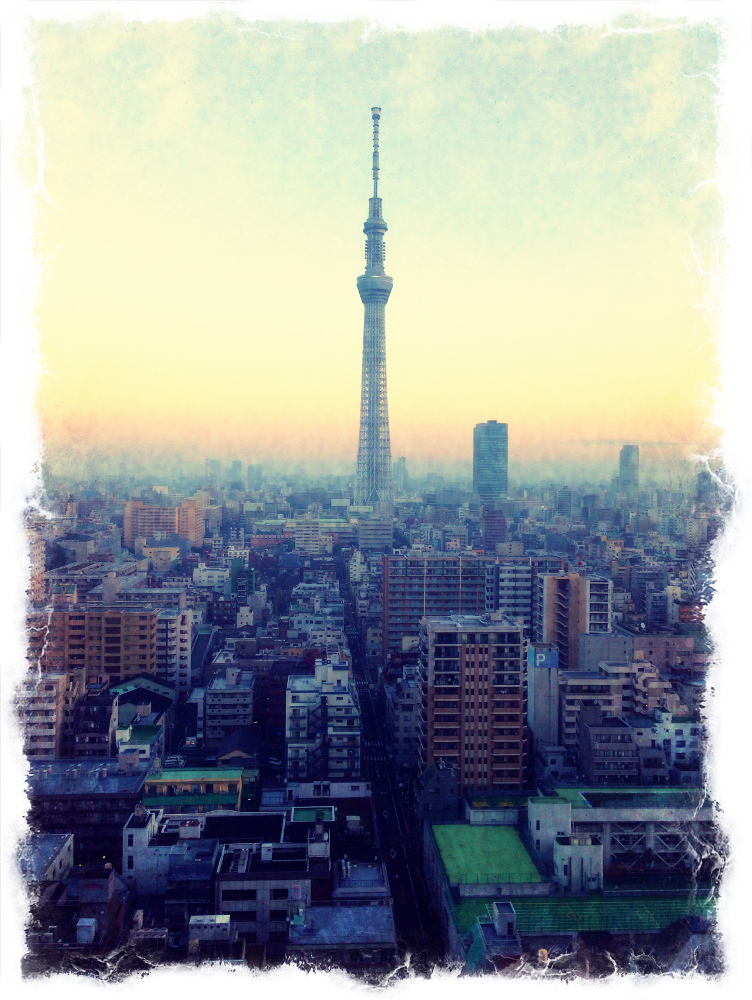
[{"left": 355, "top": 107, "right": 394, "bottom": 515}]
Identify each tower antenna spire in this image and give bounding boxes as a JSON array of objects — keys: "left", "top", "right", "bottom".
[
  {"left": 355, "top": 107, "right": 394, "bottom": 516},
  {"left": 371, "top": 106, "right": 380, "bottom": 199}
]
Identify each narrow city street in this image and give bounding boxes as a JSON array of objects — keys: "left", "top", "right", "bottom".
[{"left": 340, "top": 572, "right": 446, "bottom": 973}]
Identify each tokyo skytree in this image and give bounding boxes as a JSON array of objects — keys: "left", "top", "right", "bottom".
[{"left": 354, "top": 107, "right": 394, "bottom": 515}]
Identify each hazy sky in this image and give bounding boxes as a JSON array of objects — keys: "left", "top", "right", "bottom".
[{"left": 25, "top": 12, "right": 721, "bottom": 473}]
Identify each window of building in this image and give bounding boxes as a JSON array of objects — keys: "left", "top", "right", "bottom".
[
  {"left": 127, "top": 834, "right": 134, "bottom": 847},
  {"left": 270, "top": 909, "right": 287, "bottom": 921},
  {"left": 127, "top": 856, "right": 134, "bottom": 870},
  {"left": 222, "top": 889, "right": 257, "bottom": 901},
  {"left": 271, "top": 888, "right": 288, "bottom": 900}
]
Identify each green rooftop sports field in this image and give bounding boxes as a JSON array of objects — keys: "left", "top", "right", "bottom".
[{"left": 432, "top": 825, "right": 543, "bottom": 885}]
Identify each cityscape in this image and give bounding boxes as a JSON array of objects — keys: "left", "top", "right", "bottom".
[{"left": 4, "top": 7, "right": 738, "bottom": 989}]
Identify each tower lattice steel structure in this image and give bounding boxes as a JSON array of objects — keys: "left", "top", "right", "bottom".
[{"left": 355, "top": 107, "right": 394, "bottom": 515}]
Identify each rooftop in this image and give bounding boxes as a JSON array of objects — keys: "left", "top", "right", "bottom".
[
  {"left": 453, "top": 893, "right": 716, "bottom": 936},
  {"left": 18, "top": 833, "right": 72, "bottom": 881},
  {"left": 147, "top": 768, "right": 245, "bottom": 782},
  {"left": 466, "top": 793, "right": 529, "bottom": 811},
  {"left": 290, "top": 807, "right": 335, "bottom": 824},
  {"left": 288, "top": 904, "right": 396, "bottom": 948},
  {"left": 27, "top": 760, "right": 148, "bottom": 796},
  {"left": 549, "top": 786, "right": 709, "bottom": 810},
  {"left": 432, "top": 825, "right": 542, "bottom": 885}
]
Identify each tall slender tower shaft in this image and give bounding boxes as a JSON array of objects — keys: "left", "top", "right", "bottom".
[{"left": 355, "top": 107, "right": 394, "bottom": 514}]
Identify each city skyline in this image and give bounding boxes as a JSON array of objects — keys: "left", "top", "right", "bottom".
[{"left": 23, "top": 15, "right": 721, "bottom": 473}]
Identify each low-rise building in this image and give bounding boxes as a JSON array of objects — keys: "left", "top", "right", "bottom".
[
  {"left": 142, "top": 768, "right": 245, "bottom": 814},
  {"left": 19, "top": 833, "right": 75, "bottom": 884},
  {"left": 26, "top": 759, "right": 149, "bottom": 867},
  {"left": 286, "top": 657, "right": 361, "bottom": 782}
]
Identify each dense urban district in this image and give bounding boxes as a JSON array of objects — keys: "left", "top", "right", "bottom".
[
  {"left": 18, "top": 449, "right": 727, "bottom": 980},
  {"left": 17, "top": 109, "right": 726, "bottom": 982}
]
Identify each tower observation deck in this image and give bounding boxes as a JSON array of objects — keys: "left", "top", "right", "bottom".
[{"left": 355, "top": 107, "right": 394, "bottom": 515}]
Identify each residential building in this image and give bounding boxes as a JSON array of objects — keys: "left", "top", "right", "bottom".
[
  {"left": 357, "top": 517, "right": 393, "bottom": 552},
  {"left": 385, "top": 664, "right": 421, "bottom": 770},
  {"left": 26, "top": 759, "right": 149, "bottom": 867},
  {"left": 205, "top": 667, "right": 255, "bottom": 746},
  {"left": 156, "top": 609, "right": 193, "bottom": 692},
  {"left": 286, "top": 656, "right": 361, "bottom": 782},
  {"left": 124, "top": 499, "right": 203, "bottom": 549},
  {"left": 143, "top": 768, "right": 245, "bottom": 814},
  {"left": 558, "top": 658, "right": 688, "bottom": 754},
  {"left": 21, "top": 671, "right": 83, "bottom": 760},
  {"left": 28, "top": 606, "right": 158, "bottom": 691},
  {"left": 19, "top": 833, "right": 75, "bottom": 884},
  {"left": 29, "top": 531, "right": 47, "bottom": 603},
  {"left": 534, "top": 574, "right": 612, "bottom": 670},
  {"left": 485, "top": 558, "right": 533, "bottom": 631},
  {"left": 383, "top": 553, "right": 495, "bottom": 657},
  {"left": 417, "top": 614, "right": 528, "bottom": 793},
  {"left": 577, "top": 709, "right": 639, "bottom": 785}
]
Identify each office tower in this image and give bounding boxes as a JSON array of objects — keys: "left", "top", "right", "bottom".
[
  {"left": 534, "top": 573, "right": 612, "bottom": 670},
  {"left": 382, "top": 552, "right": 495, "bottom": 657},
  {"left": 228, "top": 460, "right": 243, "bottom": 486},
  {"left": 619, "top": 445, "right": 639, "bottom": 495},
  {"left": 393, "top": 456, "right": 407, "bottom": 494},
  {"left": 357, "top": 518, "right": 393, "bottom": 551},
  {"left": 205, "top": 458, "right": 221, "bottom": 487},
  {"left": 418, "top": 614, "right": 528, "bottom": 792},
  {"left": 555, "top": 488, "right": 573, "bottom": 517},
  {"left": 355, "top": 108, "right": 394, "bottom": 515},
  {"left": 473, "top": 420, "right": 508, "bottom": 503},
  {"left": 246, "top": 464, "right": 263, "bottom": 490}
]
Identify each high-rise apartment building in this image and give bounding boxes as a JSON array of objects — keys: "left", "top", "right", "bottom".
[
  {"left": 473, "top": 421, "right": 508, "bottom": 503},
  {"left": 28, "top": 607, "right": 158, "bottom": 690},
  {"left": 355, "top": 108, "right": 394, "bottom": 515},
  {"left": 156, "top": 609, "right": 193, "bottom": 692},
  {"left": 417, "top": 614, "right": 528, "bottom": 792},
  {"left": 124, "top": 499, "right": 204, "bottom": 549},
  {"left": 21, "top": 671, "right": 83, "bottom": 759},
  {"left": 382, "top": 553, "right": 494, "bottom": 657},
  {"left": 484, "top": 559, "right": 533, "bottom": 631},
  {"left": 534, "top": 574, "right": 612, "bottom": 671},
  {"left": 619, "top": 445, "right": 639, "bottom": 495}
]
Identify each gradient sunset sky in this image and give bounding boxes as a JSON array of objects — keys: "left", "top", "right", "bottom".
[{"left": 23, "top": 11, "right": 722, "bottom": 477}]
